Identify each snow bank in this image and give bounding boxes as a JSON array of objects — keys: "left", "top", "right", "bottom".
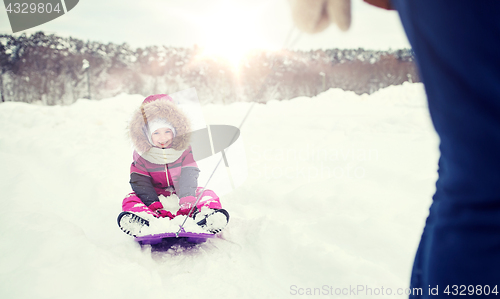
[{"left": 0, "top": 83, "right": 439, "bottom": 299}]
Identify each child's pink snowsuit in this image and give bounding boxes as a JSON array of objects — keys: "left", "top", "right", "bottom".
[{"left": 121, "top": 94, "right": 222, "bottom": 218}]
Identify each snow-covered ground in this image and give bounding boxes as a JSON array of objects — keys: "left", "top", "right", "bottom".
[{"left": 0, "top": 82, "right": 439, "bottom": 299}]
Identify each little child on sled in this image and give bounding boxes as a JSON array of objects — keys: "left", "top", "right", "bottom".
[{"left": 117, "top": 94, "right": 229, "bottom": 237}]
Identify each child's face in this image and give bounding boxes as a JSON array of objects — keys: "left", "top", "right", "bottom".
[{"left": 151, "top": 127, "right": 174, "bottom": 148}]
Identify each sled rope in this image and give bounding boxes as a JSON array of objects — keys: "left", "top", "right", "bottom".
[{"left": 177, "top": 25, "right": 303, "bottom": 235}]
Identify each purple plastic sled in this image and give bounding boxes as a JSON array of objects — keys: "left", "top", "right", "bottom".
[{"left": 135, "top": 228, "right": 215, "bottom": 245}]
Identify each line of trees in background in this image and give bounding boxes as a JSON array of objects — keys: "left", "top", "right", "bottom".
[{"left": 0, "top": 32, "right": 418, "bottom": 105}]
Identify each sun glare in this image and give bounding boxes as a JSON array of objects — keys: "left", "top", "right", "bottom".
[{"left": 195, "top": 2, "right": 276, "bottom": 69}]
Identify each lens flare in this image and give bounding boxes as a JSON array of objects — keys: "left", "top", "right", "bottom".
[{"left": 194, "top": 2, "right": 276, "bottom": 69}]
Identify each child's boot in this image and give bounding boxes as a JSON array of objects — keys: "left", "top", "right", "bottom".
[
  {"left": 117, "top": 212, "right": 149, "bottom": 237},
  {"left": 194, "top": 209, "right": 230, "bottom": 234}
]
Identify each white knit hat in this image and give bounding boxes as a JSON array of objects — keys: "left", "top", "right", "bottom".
[{"left": 146, "top": 118, "right": 177, "bottom": 144}]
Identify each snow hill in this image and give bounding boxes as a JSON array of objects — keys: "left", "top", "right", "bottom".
[{"left": 0, "top": 82, "right": 439, "bottom": 299}]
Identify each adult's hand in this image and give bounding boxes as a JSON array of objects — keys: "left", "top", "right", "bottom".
[
  {"left": 288, "top": 0, "right": 394, "bottom": 34},
  {"left": 288, "top": 0, "right": 351, "bottom": 33}
]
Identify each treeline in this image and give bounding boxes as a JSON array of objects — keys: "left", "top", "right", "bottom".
[{"left": 0, "top": 32, "right": 418, "bottom": 105}]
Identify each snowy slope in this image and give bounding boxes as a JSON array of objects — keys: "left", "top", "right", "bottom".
[{"left": 0, "top": 83, "right": 439, "bottom": 299}]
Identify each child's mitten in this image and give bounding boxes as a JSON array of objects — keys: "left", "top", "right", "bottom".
[
  {"left": 157, "top": 210, "right": 176, "bottom": 219},
  {"left": 177, "top": 196, "right": 197, "bottom": 217},
  {"left": 148, "top": 201, "right": 175, "bottom": 219}
]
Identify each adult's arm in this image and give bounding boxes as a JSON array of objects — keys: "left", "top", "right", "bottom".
[{"left": 364, "top": 0, "right": 393, "bottom": 10}]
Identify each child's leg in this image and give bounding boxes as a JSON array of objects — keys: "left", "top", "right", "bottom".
[
  {"left": 194, "top": 187, "right": 222, "bottom": 210},
  {"left": 192, "top": 188, "right": 229, "bottom": 233},
  {"left": 119, "top": 193, "right": 158, "bottom": 236},
  {"left": 122, "top": 192, "right": 158, "bottom": 216}
]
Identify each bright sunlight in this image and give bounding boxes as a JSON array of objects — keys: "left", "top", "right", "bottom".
[{"left": 193, "top": 2, "right": 277, "bottom": 69}]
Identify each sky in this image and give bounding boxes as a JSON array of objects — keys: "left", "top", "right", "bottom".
[{"left": 0, "top": 0, "right": 410, "bottom": 54}]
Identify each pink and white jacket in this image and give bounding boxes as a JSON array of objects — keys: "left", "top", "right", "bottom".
[{"left": 128, "top": 94, "right": 199, "bottom": 207}]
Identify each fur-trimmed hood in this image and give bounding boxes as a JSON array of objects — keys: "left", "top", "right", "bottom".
[{"left": 129, "top": 94, "right": 191, "bottom": 154}]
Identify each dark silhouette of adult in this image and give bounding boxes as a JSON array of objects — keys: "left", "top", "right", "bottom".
[{"left": 289, "top": 0, "right": 500, "bottom": 297}]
